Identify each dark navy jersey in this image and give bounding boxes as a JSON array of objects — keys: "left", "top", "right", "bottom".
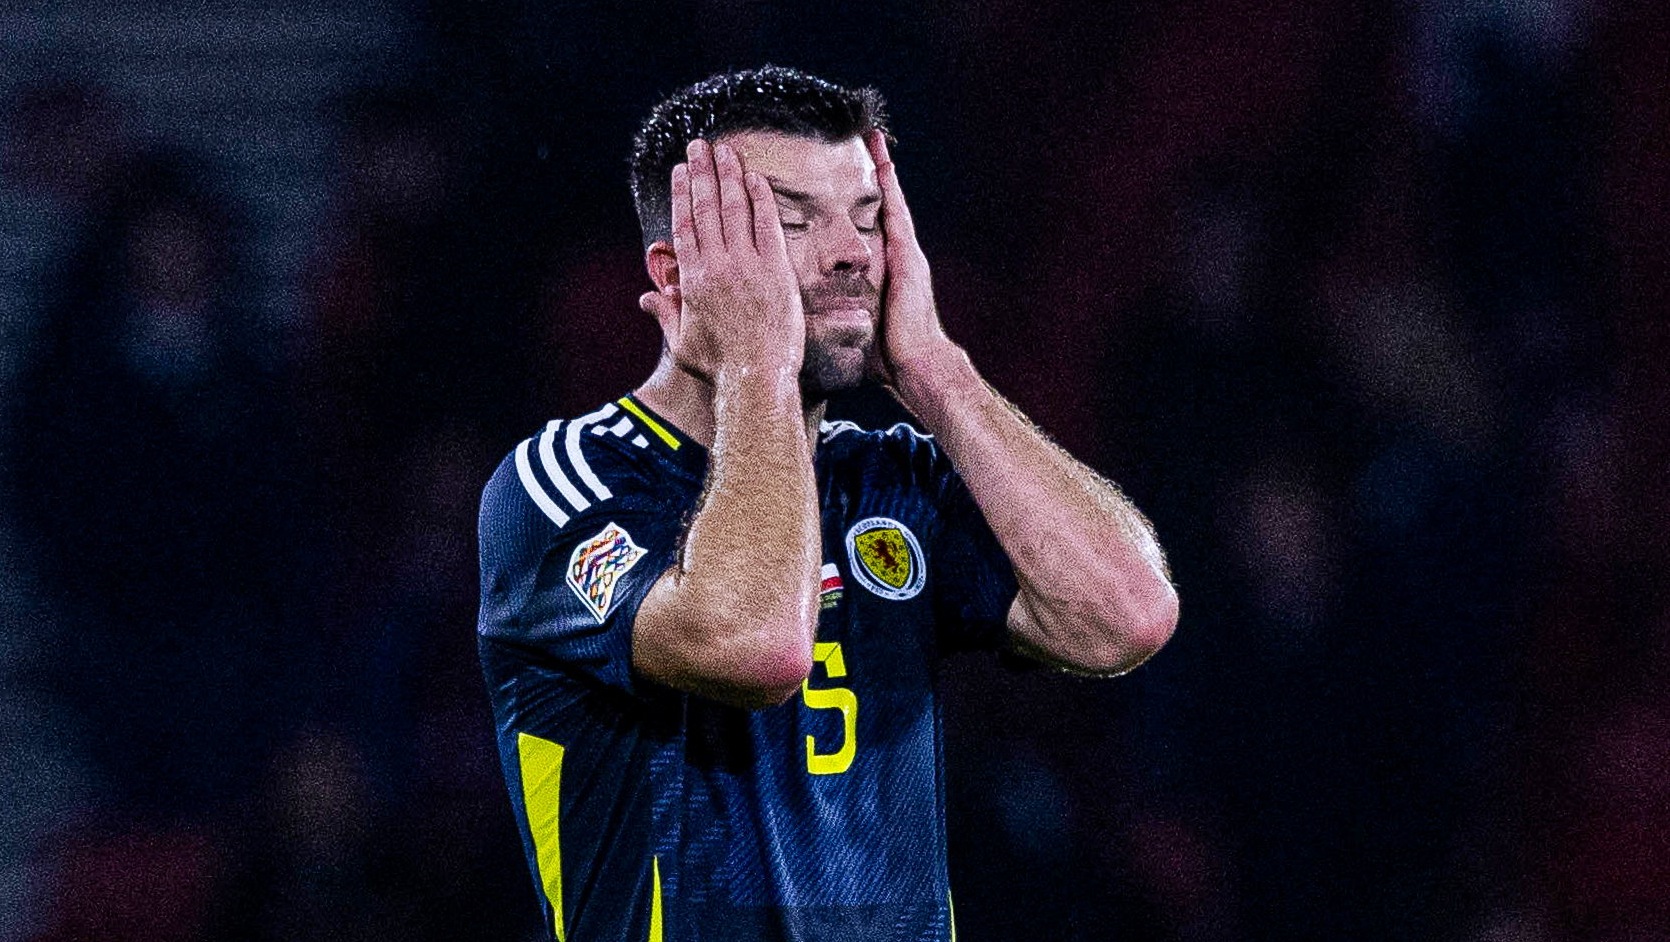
[{"left": 478, "top": 394, "right": 1020, "bottom": 942}]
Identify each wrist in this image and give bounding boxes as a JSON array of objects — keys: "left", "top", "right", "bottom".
[
  {"left": 713, "top": 360, "right": 802, "bottom": 403},
  {"left": 892, "top": 342, "right": 979, "bottom": 419}
]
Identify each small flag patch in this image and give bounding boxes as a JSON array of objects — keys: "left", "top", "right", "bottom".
[{"left": 819, "top": 562, "right": 844, "bottom": 611}]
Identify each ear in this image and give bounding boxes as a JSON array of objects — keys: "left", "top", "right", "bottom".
[
  {"left": 639, "top": 240, "right": 682, "bottom": 333},
  {"left": 645, "top": 240, "right": 679, "bottom": 291}
]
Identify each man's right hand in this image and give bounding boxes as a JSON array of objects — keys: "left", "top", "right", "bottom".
[
  {"left": 640, "top": 139, "right": 804, "bottom": 384},
  {"left": 630, "top": 138, "right": 821, "bottom": 709}
]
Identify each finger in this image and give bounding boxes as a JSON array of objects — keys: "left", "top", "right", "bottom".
[
  {"left": 864, "top": 127, "right": 891, "bottom": 166},
  {"left": 865, "top": 130, "right": 918, "bottom": 246},
  {"left": 744, "top": 170, "right": 788, "bottom": 263},
  {"left": 713, "top": 142, "right": 752, "bottom": 252},
  {"left": 670, "top": 162, "right": 696, "bottom": 258},
  {"left": 687, "top": 138, "right": 723, "bottom": 251}
]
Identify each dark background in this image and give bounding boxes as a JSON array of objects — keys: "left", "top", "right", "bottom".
[{"left": 2, "top": 1, "right": 1666, "bottom": 939}]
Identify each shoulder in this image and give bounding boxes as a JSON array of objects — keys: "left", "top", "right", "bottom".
[{"left": 481, "top": 399, "right": 691, "bottom": 548}]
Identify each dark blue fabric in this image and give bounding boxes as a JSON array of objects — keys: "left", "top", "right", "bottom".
[{"left": 479, "top": 400, "right": 1019, "bottom": 941}]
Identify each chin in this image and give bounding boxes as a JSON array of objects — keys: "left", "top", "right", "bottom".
[{"left": 800, "top": 344, "right": 870, "bottom": 398}]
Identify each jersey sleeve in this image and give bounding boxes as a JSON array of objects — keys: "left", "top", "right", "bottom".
[
  {"left": 477, "top": 430, "right": 683, "bottom": 699},
  {"left": 928, "top": 443, "right": 1021, "bottom": 656}
]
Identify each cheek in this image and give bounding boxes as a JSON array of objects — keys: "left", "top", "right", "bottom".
[{"left": 784, "top": 240, "right": 820, "bottom": 287}]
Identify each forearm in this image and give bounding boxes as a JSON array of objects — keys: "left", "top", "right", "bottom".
[
  {"left": 896, "top": 345, "right": 1177, "bottom": 673},
  {"left": 663, "top": 366, "right": 821, "bottom": 697}
]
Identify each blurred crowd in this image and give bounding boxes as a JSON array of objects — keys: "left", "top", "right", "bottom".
[{"left": 1, "top": 2, "right": 1666, "bottom": 941}]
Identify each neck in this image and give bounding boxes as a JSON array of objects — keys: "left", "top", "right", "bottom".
[{"left": 633, "top": 355, "right": 827, "bottom": 451}]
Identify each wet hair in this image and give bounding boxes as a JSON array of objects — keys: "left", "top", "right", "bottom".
[{"left": 629, "top": 65, "right": 889, "bottom": 249}]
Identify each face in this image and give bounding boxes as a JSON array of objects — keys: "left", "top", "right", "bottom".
[{"left": 716, "top": 130, "right": 885, "bottom": 396}]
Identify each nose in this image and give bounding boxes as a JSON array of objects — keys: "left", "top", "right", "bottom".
[{"left": 819, "top": 221, "right": 871, "bottom": 277}]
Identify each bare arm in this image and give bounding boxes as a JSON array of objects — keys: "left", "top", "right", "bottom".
[
  {"left": 898, "top": 349, "right": 1177, "bottom": 674},
  {"left": 630, "top": 140, "right": 820, "bottom": 708},
  {"left": 866, "top": 131, "right": 1177, "bottom": 674}
]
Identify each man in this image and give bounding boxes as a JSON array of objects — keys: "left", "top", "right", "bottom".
[{"left": 478, "top": 66, "right": 1178, "bottom": 942}]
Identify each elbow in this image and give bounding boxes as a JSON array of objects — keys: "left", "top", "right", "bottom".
[
  {"left": 716, "top": 629, "right": 815, "bottom": 708},
  {"left": 636, "top": 570, "right": 819, "bottom": 709},
  {"left": 1079, "top": 580, "right": 1179, "bottom": 675},
  {"left": 712, "top": 586, "right": 819, "bottom": 707},
  {"left": 1131, "top": 582, "right": 1180, "bottom": 660},
  {"left": 679, "top": 608, "right": 816, "bottom": 709}
]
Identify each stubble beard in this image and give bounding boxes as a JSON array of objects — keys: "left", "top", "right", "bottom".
[
  {"left": 799, "top": 326, "right": 872, "bottom": 398},
  {"left": 798, "top": 275, "right": 879, "bottom": 400}
]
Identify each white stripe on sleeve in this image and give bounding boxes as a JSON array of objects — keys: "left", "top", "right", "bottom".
[
  {"left": 537, "top": 420, "right": 593, "bottom": 515},
  {"left": 515, "top": 438, "right": 571, "bottom": 527},
  {"left": 566, "top": 403, "right": 618, "bottom": 501}
]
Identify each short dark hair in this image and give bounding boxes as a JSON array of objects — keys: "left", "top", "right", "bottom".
[{"left": 629, "top": 65, "right": 889, "bottom": 249}]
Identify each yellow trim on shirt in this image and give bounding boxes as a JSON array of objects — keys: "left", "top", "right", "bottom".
[
  {"left": 518, "top": 732, "right": 567, "bottom": 941},
  {"left": 649, "top": 855, "right": 664, "bottom": 941},
  {"left": 618, "top": 397, "right": 681, "bottom": 451}
]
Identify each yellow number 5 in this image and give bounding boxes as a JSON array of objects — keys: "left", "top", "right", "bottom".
[{"left": 803, "top": 641, "right": 857, "bottom": 775}]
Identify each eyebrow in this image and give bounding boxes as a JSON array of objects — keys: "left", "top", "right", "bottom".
[{"left": 767, "top": 180, "right": 883, "bottom": 209}]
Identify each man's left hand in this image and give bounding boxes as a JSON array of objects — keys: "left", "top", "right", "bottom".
[{"left": 865, "top": 130, "right": 960, "bottom": 390}]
